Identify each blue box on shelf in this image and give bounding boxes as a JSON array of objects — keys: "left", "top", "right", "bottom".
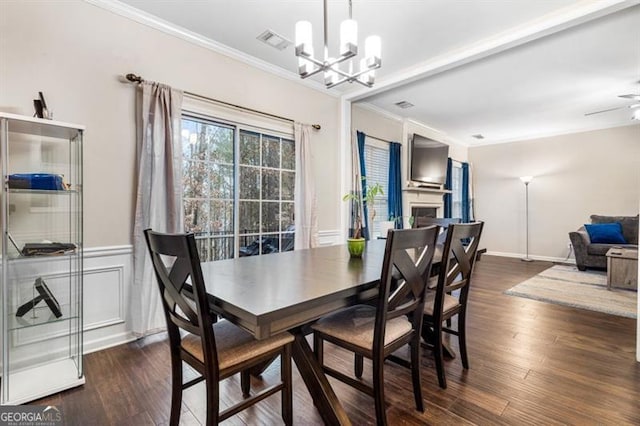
[{"left": 8, "top": 173, "right": 66, "bottom": 190}]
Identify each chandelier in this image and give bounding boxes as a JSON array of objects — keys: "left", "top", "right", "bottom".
[{"left": 295, "top": 0, "right": 381, "bottom": 89}]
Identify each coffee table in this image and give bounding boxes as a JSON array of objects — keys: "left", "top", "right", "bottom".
[{"left": 606, "top": 247, "right": 638, "bottom": 290}]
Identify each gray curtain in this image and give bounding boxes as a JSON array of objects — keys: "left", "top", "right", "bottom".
[
  {"left": 294, "top": 123, "right": 318, "bottom": 249},
  {"left": 131, "top": 81, "right": 183, "bottom": 336}
]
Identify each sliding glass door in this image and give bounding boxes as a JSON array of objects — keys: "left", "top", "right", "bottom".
[{"left": 182, "top": 116, "right": 295, "bottom": 261}]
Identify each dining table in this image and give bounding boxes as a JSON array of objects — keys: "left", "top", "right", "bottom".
[{"left": 199, "top": 239, "right": 445, "bottom": 425}]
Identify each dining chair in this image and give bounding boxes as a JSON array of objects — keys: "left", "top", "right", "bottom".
[
  {"left": 311, "top": 226, "right": 439, "bottom": 425},
  {"left": 143, "top": 229, "right": 294, "bottom": 425},
  {"left": 421, "top": 221, "right": 484, "bottom": 389},
  {"left": 413, "top": 217, "right": 462, "bottom": 244}
]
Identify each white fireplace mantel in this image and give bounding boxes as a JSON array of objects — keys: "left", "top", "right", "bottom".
[{"left": 403, "top": 187, "right": 451, "bottom": 195}]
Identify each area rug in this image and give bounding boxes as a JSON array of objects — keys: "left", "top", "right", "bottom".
[{"left": 504, "top": 265, "right": 637, "bottom": 318}]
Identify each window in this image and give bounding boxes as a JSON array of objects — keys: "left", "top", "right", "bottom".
[
  {"left": 182, "top": 116, "right": 295, "bottom": 261},
  {"left": 364, "top": 141, "right": 389, "bottom": 238},
  {"left": 451, "top": 162, "right": 463, "bottom": 219}
]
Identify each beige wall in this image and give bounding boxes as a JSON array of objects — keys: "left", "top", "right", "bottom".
[
  {"left": 352, "top": 105, "right": 403, "bottom": 143},
  {"left": 0, "top": 1, "right": 341, "bottom": 247},
  {"left": 469, "top": 124, "right": 640, "bottom": 260}
]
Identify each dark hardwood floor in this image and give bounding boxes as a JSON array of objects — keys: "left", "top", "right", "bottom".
[{"left": 35, "top": 256, "right": 640, "bottom": 425}]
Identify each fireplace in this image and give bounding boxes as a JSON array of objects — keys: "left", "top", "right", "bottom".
[
  {"left": 411, "top": 206, "right": 437, "bottom": 219},
  {"left": 411, "top": 206, "right": 438, "bottom": 228}
]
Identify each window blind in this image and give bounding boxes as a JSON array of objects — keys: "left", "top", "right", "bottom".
[{"left": 364, "top": 143, "right": 390, "bottom": 237}]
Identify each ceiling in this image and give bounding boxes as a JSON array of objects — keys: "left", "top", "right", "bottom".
[{"left": 115, "top": 0, "right": 640, "bottom": 145}]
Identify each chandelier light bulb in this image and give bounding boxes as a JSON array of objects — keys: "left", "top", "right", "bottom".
[
  {"left": 365, "top": 35, "right": 381, "bottom": 61},
  {"left": 298, "top": 45, "right": 314, "bottom": 75},
  {"left": 359, "top": 58, "right": 374, "bottom": 85},
  {"left": 339, "top": 19, "right": 357, "bottom": 56},
  {"left": 295, "top": 21, "right": 313, "bottom": 54}
]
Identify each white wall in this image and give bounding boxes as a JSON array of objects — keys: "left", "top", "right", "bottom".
[{"left": 469, "top": 124, "right": 640, "bottom": 261}]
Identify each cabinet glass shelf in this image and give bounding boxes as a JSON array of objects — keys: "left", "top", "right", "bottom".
[
  {"left": 8, "top": 304, "right": 77, "bottom": 331},
  {"left": 8, "top": 189, "right": 79, "bottom": 195},
  {"left": 4, "top": 251, "right": 79, "bottom": 261}
]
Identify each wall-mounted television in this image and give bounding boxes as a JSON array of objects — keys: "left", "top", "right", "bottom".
[{"left": 409, "top": 134, "right": 449, "bottom": 186}]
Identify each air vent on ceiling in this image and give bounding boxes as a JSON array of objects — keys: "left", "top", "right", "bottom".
[
  {"left": 394, "top": 101, "right": 414, "bottom": 109},
  {"left": 471, "top": 134, "right": 485, "bottom": 140},
  {"left": 257, "top": 30, "right": 292, "bottom": 51}
]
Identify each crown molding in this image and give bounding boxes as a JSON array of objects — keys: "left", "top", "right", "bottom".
[
  {"left": 83, "top": 0, "right": 338, "bottom": 97},
  {"left": 344, "top": 0, "right": 640, "bottom": 103},
  {"left": 352, "top": 102, "right": 404, "bottom": 123},
  {"left": 405, "top": 118, "right": 470, "bottom": 148},
  {"left": 467, "top": 121, "right": 640, "bottom": 148}
]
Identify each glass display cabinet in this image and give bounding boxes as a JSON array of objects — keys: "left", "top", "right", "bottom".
[{"left": 0, "top": 112, "right": 84, "bottom": 404}]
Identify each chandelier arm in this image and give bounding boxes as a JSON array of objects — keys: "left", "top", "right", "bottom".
[
  {"left": 299, "top": 67, "right": 325, "bottom": 80},
  {"left": 326, "top": 76, "right": 372, "bottom": 89}
]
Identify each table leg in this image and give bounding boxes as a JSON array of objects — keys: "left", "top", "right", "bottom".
[
  {"left": 421, "top": 326, "right": 456, "bottom": 359},
  {"left": 291, "top": 333, "right": 352, "bottom": 426}
]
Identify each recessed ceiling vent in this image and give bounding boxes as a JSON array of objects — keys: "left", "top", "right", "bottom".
[
  {"left": 394, "top": 101, "right": 414, "bottom": 109},
  {"left": 471, "top": 134, "right": 485, "bottom": 140},
  {"left": 257, "top": 30, "right": 292, "bottom": 51}
]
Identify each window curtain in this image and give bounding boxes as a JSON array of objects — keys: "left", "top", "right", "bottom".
[
  {"left": 294, "top": 123, "right": 318, "bottom": 249},
  {"left": 388, "top": 142, "right": 403, "bottom": 228},
  {"left": 348, "top": 131, "right": 367, "bottom": 240},
  {"left": 461, "top": 162, "right": 470, "bottom": 223},
  {"left": 132, "top": 82, "right": 184, "bottom": 337},
  {"left": 468, "top": 162, "right": 475, "bottom": 221},
  {"left": 443, "top": 157, "right": 453, "bottom": 218},
  {"left": 356, "top": 131, "right": 370, "bottom": 240}
]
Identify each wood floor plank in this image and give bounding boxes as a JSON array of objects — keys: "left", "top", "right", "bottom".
[{"left": 31, "top": 255, "right": 639, "bottom": 425}]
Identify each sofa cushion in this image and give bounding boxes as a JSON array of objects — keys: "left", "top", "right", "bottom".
[
  {"left": 587, "top": 243, "right": 638, "bottom": 256},
  {"left": 584, "top": 223, "right": 627, "bottom": 244},
  {"left": 590, "top": 215, "right": 639, "bottom": 245}
]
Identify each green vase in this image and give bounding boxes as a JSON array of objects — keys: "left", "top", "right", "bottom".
[{"left": 347, "top": 238, "right": 365, "bottom": 257}]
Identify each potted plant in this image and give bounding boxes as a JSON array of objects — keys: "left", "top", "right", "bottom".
[{"left": 342, "top": 179, "right": 384, "bottom": 257}]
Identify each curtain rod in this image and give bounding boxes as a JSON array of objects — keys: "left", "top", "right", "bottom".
[
  {"left": 124, "top": 73, "right": 321, "bottom": 130},
  {"left": 364, "top": 133, "right": 396, "bottom": 144}
]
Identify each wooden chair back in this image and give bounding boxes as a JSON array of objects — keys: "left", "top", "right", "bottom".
[
  {"left": 375, "top": 226, "right": 439, "bottom": 352},
  {"left": 413, "top": 217, "right": 462, "bottom": 243},
  {"left": 143, "top": 229, "right": 219, "bottom": 372},
  {"left": 433, "top": 222, "right": 484, "bottom": 319}
]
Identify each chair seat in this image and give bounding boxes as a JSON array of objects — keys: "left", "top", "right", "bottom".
[
  {"left": 423, "top": 292, "right": 460, "bottom": 317},
  {"left": 311, "top": 305, "right": 412, "bottom": 353},
  {"left": 182, "top": 320, "right": 293, "bottom": 371}
]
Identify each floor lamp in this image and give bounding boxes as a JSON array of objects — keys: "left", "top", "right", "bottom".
[{"left": 520, "top": 176, "right": 534, "bottom": 262}]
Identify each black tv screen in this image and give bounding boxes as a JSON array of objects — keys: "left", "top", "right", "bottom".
[{"left": 410, "top": 134, "right": 449, "bottom": 186}]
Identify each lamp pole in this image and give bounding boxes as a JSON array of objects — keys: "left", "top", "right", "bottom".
[{"left": 520, "top": 176, "right": 534, "bottom": 262}]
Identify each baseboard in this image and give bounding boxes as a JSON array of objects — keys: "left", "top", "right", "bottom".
[
  {"left": 487, "top": 251, "right": 576, "bottom": 264},
  {"left": 83, "top": 331, "right": 137, "bottom": 355}
]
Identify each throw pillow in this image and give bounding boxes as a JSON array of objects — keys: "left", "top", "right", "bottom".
[{"left": 584, "top": 222, "right": 627, "bottom": 244}]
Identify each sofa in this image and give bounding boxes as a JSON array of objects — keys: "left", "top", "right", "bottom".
[{"left": 569, "top": 214, "right": 638, "bottom": 271}]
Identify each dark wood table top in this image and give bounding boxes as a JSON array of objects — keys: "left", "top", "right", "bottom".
[{"left": 201, "top": 240, "right": 388, "bottom": 339}]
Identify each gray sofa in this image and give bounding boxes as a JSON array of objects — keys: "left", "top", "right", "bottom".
[{"left": 569, "top": 214, "right": 638, "bottom": 271}]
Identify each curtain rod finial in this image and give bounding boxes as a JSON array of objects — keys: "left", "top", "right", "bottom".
[
  {"left": 312, "top": 124, "right": 321, "bottom": 130},
  {"left": 126, "top": 73, "right": 143, "bottom": 83}
]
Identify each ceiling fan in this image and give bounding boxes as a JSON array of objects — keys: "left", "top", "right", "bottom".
[{"left": 584, "top": 94, "right": 640, "bottom": 117}]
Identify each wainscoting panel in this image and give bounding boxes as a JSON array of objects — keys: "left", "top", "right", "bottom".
[
  {"left": 82, "top": 246, "right": 135, "bottom": 354},
  {"left": 318, "top": 229, "right": 341, "bottom": 246}
]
